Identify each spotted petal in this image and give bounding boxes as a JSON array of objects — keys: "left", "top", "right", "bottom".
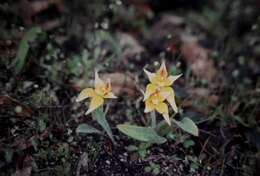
[
  {"left": 156, "top": 61, "right": 168, "bottom": 79},
  {"left": 104, "top": 79, "right": 112, "bottom": 93}
]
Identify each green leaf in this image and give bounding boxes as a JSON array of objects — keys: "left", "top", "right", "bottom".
[
  {"left": 172, "top": 117, "right": 199, "bottom": 136},
  {"left": 233, "top": 115, "right": 249, "bottom": 127},
  {"left": 15, "top": 27, "right": 42, "bottom": 74},
  {"left": 92, "top": 107, "right": 116, "bottom": 145},
  {"left": 30, "top": 136, "right": 38, "bottom": 151},
  {"left": 152, "top": 167, "right": 160, "bottom": 175},
  {"left": 117, "top": 124, "right": 167, "bottom": 144},
  {"left": 4, "top": 149, "right": 13, "bottom": 163},
  {"left": 169, "top": 155, "right": 182, "bottom": 161},
  {"left": 76, "top": 123, "right": 102, "bottom": 134},
  {"left": 144, "top": 166, "right": 152, "bottom": 173},
  {"left": 183, "top": 139, "right": 195, "bottom": 148},
  {"left": 156, "top": 120, "right": 172, "bottom": 136},
  {"left": 38, "top": 119, "right": 46, "bottom": 132},
  {"left": 127, "top": 145, "right": 138, "bottom": 152},
  {"left": 138, "top": 148, "right": 147, "bottom": 158}
]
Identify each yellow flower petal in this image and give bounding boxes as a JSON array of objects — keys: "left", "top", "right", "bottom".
[
  {"left": 166, "top": 92, "right": 178, "bottom": 113},
  {"left": 155, "top": 102, "right": 168, "bottom": 114},
  {"left": 104, "top": 78, "right": 112, "bottom": 93},
  {"left": 151, "top": 75, "right": 162, "bottom": 85},
  {"left": 143, "top": 83, "right": 158, "bottom": 100},
  {"left": 94, "top": 70, "right": 104, "bottom": 89},
  {"left": 104, "top": 92, "right": 117, "bottom": 99},
  {"left": 144, "top": 100, "right": 155, "bottom": 113},
  {"left": 160, "top": 86, "right": 174, "bottom": 99},
  {"left": 156, "top": 61, "right": 168, "bottom": 79},
  {"left": 85, "top": 95, "right": 104, "bottom": 115},
  {"left": 144, "top": 69, "right": 157, "bottom": 84},
  {"left": 76, "top": 88, "right": 95, "bottom": 102},
  {"left": 149, "top": 91, "right": 166, "bottom": 103},
  {"left": 162, "top": 113, "right": 171, "bottom": 126},
  {"left": 164, "top": 74, "right": 182, "bottom": 86}
]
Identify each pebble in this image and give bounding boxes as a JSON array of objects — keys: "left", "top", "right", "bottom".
[
  {"left": 106, "top": 160, "right": 111, "bottom": 165},
  {"left": 14, "top": 106, "right": 22, "bottom": 113}
]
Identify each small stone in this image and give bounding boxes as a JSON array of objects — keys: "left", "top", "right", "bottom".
[
  {"left": 116, "top": 0, "right": 122, "bottom": 5},
  {"left": 14, "top": 106, "right": 22, "bottom": 113}
]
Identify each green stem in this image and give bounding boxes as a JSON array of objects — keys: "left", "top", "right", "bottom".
[
  {"left": 151, "top": 111, "right": 156, "bottom": 129},
  {"left": 92, "top": 106, "right": 117, "bottom": 145}
]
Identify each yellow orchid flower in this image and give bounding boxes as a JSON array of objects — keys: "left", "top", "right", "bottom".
[
  {"left": 143, "top": 61, "right": 181, "bottom": 113},
  {"left": 76, "top": 71, "right": 117, "bottom": 115},
  {"left": 144, "top": 90, "right": 171, "bottom": 125},
  {"left": 144, "top": 61, "right": 182, "bottom": 87}
]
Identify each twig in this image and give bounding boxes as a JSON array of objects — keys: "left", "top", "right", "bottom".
[
  {"left": 199, "top": 137, "right": 211, "bottom": 159},
  {"left": 76, "top": 152, "right": 88, "bottom": 176}
]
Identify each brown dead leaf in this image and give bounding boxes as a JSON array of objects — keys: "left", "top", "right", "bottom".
[
  {"left": 181, "top": 41, "right": 216, "bottom": 81},
  {"left": 18, "top": 0, "right": 65, "bottom": 30},
  {"left": 14, "top": 155, "right": 33, "bottom": 176},
  {"left": 128, "top": 0, "right": 152, "bottom": 17},
  {"left": 186, "top": 87, "right": 219, "bottom": 106},
  {"left": 100, "top": 72, "right": 138, "bottom": 96},
  {"left": 14, "top": 166, "right": 32, "bottom": 176},
  {"left": 149, "top": 14, "right": 185, "bottom": 41},
  {"left": 76, "top": 152, "right": 88, "bottom": 176},
  {"left": 0, "top": 95, "right": 33, "bottom": 117},
  {"left": 187, "top": 87, "right": 210, "bottom": 97},
  {"left": 117, "top": 32, "right": 145, "bottom": 60}
]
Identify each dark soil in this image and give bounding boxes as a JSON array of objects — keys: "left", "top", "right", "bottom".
[{"left": 0, "top": 0, "right": 260, "bottom": 176}]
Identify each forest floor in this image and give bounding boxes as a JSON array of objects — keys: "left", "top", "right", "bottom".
[{"left": 0, "top": 0, "right": 260, "bottom": 175}]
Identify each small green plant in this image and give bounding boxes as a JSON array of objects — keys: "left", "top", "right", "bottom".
[
  {"left": 186, "top": 155, "right": 199, "bottom": 173},
  {"left": 117, "top": 61, "right": 199, "bottom": 144},
  {"left": 144, "top": 162, "right": 161, "bottom": 175},
  {"left": 127, "top": 143, "right": 151, "bottom": 159},
  {"left": 14, "top": 26, "right": 42, "bottom": 74}
]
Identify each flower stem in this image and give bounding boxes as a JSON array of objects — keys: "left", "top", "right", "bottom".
[
  {"left": 151, "top": 111, "right": 156, "bottom": 129},
  {"left": 92, "top": 106, "right": 117, "bottom": 145}
]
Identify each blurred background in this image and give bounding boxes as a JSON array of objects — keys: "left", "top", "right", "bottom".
[{"left": 0, "top": 0, "right": 260, "bottom": 175}]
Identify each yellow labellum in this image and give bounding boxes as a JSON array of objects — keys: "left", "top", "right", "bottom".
[
  {"left": 144, "top": 91, "right": 171, "bottom": 125},
  {"left": 143, "top": 84, "right": 179, "bottom": 113},
  {"left": 76, "top": 71, "right": 117, "bottom": 115},
  {"left": 160, "top": 86, "right": 178, "bottom": 113}
]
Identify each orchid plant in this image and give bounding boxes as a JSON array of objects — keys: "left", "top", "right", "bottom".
[
  {"left": 76, "top": 71, "right": 117, "bottom": 144},
  {"left": 117, "top": 61, "right": 198, "bottom": 144},
  {"left": 76, "top": 61, "right": 198, "bottom": 145}
]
